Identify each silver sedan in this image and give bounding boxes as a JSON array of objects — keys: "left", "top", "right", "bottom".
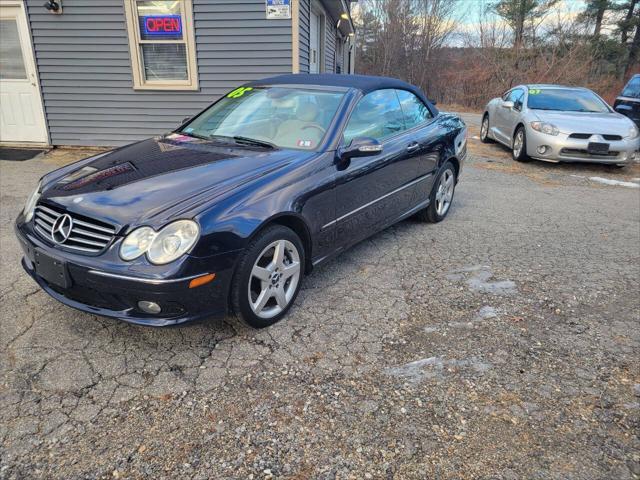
[{"left": 480, "top": 84, "right": 640, "bottom": 166}]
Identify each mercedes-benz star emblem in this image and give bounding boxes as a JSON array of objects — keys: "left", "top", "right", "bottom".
[{"left": 51, "top": 214, "right": 73, "bottom": 244}]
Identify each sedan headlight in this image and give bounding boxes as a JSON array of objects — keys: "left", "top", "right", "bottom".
[
  {"left": 530, "top": 121, "right": 559, "bottom": 136},
  {"left": 120, "top": 220, "right": 200, "bottom": 265},
  {"left": 23, "top": 181, "right": 42, "bottom": 222},
  {"left": 626, "top": 125, "right": 640, "bottom": 139}
]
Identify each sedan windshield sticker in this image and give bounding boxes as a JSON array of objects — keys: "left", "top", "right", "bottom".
[
  {"left": 528, "top": 89, "right": 542, "bottom": 95},
  {"left": 227, "top": 87, "right": 253, "bottom": 98},
  {"left": 297, "top": 140, "right": 313, "bottom": 148}
]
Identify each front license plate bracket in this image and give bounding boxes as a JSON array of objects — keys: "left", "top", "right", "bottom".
[
  {"left": 587, "top": 142, "right": 610, "bottom": 155},
  {"left": 34, "top": 249, "right": 71, "bottom": 289}
]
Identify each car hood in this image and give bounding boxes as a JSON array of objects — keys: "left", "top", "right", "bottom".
[
  {"left": 40, "top": 134, "right": 312, "bottom": 228},
  {"left": 531, "top": 110, "right": 633, "bottom": 135}
]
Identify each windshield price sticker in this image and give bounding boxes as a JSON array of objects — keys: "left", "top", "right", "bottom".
[
  {"left": 529, "top": 89, "right": 542, "bottom": 95},
  {"left": 227, "top": 87, "right": 253, "bottom": 98}
]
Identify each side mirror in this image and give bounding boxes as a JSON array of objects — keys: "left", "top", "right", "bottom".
[
  {"left": 428, "top": 98, "right": 438, "bottom": 106},
  {"left": 339, "top": 137, "right": 382, "bottom": 161},
  {"left": 182, "top": 116, "right": 191, "bottom": 124},
  {"left": 502, "top": 101, "right": 514, "bottom": 109}
]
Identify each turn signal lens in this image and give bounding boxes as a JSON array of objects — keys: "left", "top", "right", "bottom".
[{"left": 189, "top": 273, "right": 216, "bottom": 289}]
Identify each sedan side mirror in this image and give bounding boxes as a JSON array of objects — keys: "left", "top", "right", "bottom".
[
  {"left": 502, "top": 101, "right": 514, "bottom": 109},
  {"left": 182, "top": 116, "right": 191, "bottom": 124},
  {"left": 337, "top": 137, "right": 383, "bottom": 169}
]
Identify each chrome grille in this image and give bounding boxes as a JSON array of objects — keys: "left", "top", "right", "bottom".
[{"left": 33, "top": 204, "right": 117, "bottom": 253}]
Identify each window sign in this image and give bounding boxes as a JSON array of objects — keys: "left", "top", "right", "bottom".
[
  {"left": 141, "top": 15, "right": 182, "bottom": 40},
  {"left": 266, "top": 0, "right": 291, "bottom": 19}
]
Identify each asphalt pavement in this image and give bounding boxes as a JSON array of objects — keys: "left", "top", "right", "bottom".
[{"left": 1, "top": 132, "right": 639, "bottom": 479}]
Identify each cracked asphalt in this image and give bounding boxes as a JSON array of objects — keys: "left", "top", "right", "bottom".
[{"left": 1, "top": 130, "right": 639, "bottom": 479}]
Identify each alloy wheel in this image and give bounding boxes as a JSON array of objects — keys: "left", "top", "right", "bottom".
[
  {"left": 248, "top": 239, "right": 301, "bottom": 319},
  {"left": 481, "top": 117, "right": 489, "bottom": 140},
  {"left": 513, "top": 130, "right": 524, "bottom": 158},
  {"left": 435, "top": 169, "right": 455, "bottom": 216}
]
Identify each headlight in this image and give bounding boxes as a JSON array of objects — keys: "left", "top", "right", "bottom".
[
  {"left": 23, "top": 181, "right": 42, "bottom": 222},
  {"left": 626, "top": 125, "right": 640, "bottom": 139},
  {"left": 120, "top": 226, "right": 156, "bottom": 261},
  {"left": 530, "top": 121, "right": 559, "bottom": 136},
  {"left": 119, "top": 220, "right": 200, "bottom": 265}
]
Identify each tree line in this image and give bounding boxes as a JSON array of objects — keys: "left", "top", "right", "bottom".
[{"left": 354, "top": 0, "right": 640, "bottom": 109}]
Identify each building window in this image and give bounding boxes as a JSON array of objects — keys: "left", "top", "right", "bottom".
[{"left": 123, "top": 0, "right": 198, "bottom": 90}]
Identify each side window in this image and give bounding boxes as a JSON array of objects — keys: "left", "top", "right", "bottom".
[
  {"left": 396, "top": 89, "right": 432, "bottom": 129},
  {"left": 343, "top": 89, "right": 405, "bottom": 145}
]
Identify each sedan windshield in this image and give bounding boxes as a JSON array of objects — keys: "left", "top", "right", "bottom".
[
  {"left": 181, "top": 86, "right": 345, "bottom": 150},
  {"left": 527, "top": 88, "right": 610, "bottom": 113}
]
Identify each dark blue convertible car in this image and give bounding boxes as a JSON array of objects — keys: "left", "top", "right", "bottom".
[{"left": 15, "top": 74, "right": 467, "bottom": 328}]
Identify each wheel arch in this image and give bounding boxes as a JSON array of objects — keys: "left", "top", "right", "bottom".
[{"left": 247, "top": 212, "right": 314, "bottom": 275}]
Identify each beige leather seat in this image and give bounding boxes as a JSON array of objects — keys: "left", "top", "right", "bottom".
[{"left": 276, "top": 101, "right": 325, "bottom": 149}]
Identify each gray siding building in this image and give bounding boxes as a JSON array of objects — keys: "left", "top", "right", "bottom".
[{"left": 0, "top": 0, "right": 355, "bottom": 147}]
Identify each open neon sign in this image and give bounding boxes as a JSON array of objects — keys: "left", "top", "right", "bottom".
[{"left": 142, "top": 15, "right": 182, "bottom": 37}]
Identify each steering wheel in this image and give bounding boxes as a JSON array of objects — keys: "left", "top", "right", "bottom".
[{"left": 302, "top": 123, "right": 326, "bottom": 136}]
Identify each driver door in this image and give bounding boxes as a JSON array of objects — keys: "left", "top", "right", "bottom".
[
  {"left": 495, "top": 88, "right": 524, "bottom": 143},
  {"left": 332, "top": 89, "right": 420, "bottom": 247}
]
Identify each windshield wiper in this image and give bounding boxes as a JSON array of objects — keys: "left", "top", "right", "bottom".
[
  {"left": 233, "top": 136, "right": 276, "bottom": 149},
  {"left": 178, "top": 131, "right": 211, "bottom": 141}
]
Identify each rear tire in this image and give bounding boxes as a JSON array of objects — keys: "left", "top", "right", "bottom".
[
  {"left": 480, "top": 114, "right": 493, "bottom": 143},
  {"left": 417, "top": 161, "right": 457, "bottom": 223},
  {"left": 230, "top": 225, "right": 304, "bottom": 328},
  {"left": 512, "top": 126, "right": 530, "bottom": 162}
]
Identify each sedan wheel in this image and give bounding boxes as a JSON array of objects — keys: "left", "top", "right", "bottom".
[
  {"left": 512, "top": 127, "right": 530, "bottom": 162},
  {"left": 248, "top": 239, "right": 301, "bottom": 319},
  {"left": 231, "top": 225, "right": 304, "bottom": 328},
  {"left": 417, "top": 160, "right": 457, "bottom": 223},
  {"left": 435, "top": 169, "right": 455, "bottom": 217},
  {"left": 480, "top": 115, "right": 493, "bottom": 143}
]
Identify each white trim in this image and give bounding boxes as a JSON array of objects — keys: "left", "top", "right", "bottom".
[
  {"left": 123, "top": 0, "right": 199, "bottom": 91},
  {"left": 0, "top": 0, "right": 50, "bottom": 145}
]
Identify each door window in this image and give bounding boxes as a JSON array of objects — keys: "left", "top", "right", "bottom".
[
  {"left": 395, "top": 89, "right": 432, "bottom": 129},
  {"left": 343, "top": 89, "right": 405, "bottom": 144},
  {"left": 0, "top": 19, "right": 27, "bottom": 79}
]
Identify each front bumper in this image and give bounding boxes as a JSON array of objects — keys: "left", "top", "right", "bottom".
[
  {"left": 15, "top": 221, "right": 239, "bottom": 326},
  {"left": 526, "top": 128, "right": 640, "bottom": 164}
]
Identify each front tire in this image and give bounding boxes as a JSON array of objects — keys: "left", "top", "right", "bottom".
[
  {"left": 512, "top": 126, "right": 530, "bottom": 162},
  {"left": 480, "top": 114, "right": 493, "bottom": 143},
  {"left": 417, "top": 161, "right": 457, "bottom": 223},
  {"left": 230, "top": 225, "right": 304, "bottom": 328}
]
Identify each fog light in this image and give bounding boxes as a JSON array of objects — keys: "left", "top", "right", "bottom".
[
  {"left": 537, "top": 145, "right": 549, "bottom": 155},
  {"left": 138, "top": 300, "right": 161, "bottom": 314}
]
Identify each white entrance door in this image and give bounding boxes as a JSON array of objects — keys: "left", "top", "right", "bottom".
[
  {"left": 0, "top": 3, "right": 48, "bottom": 144},
  {"left": 309, "top": 10, "right": 320, "bottom": 73}
]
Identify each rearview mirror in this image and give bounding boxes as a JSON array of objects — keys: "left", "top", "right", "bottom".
[{"left": 502, "top": 101, "right": 514, "bottom": 109}]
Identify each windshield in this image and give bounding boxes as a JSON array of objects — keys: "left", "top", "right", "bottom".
[
  {"left": 527, "top": 88, "right": 610, "bottom": 113},
  {"left": 181, "top": 86, "right": 345, "bottom": 150},
  {"left": 621, "top": 76, "right": 640, "bottom": 99}
]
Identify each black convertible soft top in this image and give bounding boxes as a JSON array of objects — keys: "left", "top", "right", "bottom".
[{"left": 249, "top": 73, "right": 438, "bottom": 115}]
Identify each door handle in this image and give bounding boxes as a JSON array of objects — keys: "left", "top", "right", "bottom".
[{"left": 406, "top": 142, "right": 420, "bottom": 152}]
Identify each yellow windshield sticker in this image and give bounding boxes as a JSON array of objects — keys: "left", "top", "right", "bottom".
[
  {"left": 528, "top": 89, "right": 542, "bottom": 95},
  {"left": 227, "top": 87, "right": 253, "bottom": 98}
]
